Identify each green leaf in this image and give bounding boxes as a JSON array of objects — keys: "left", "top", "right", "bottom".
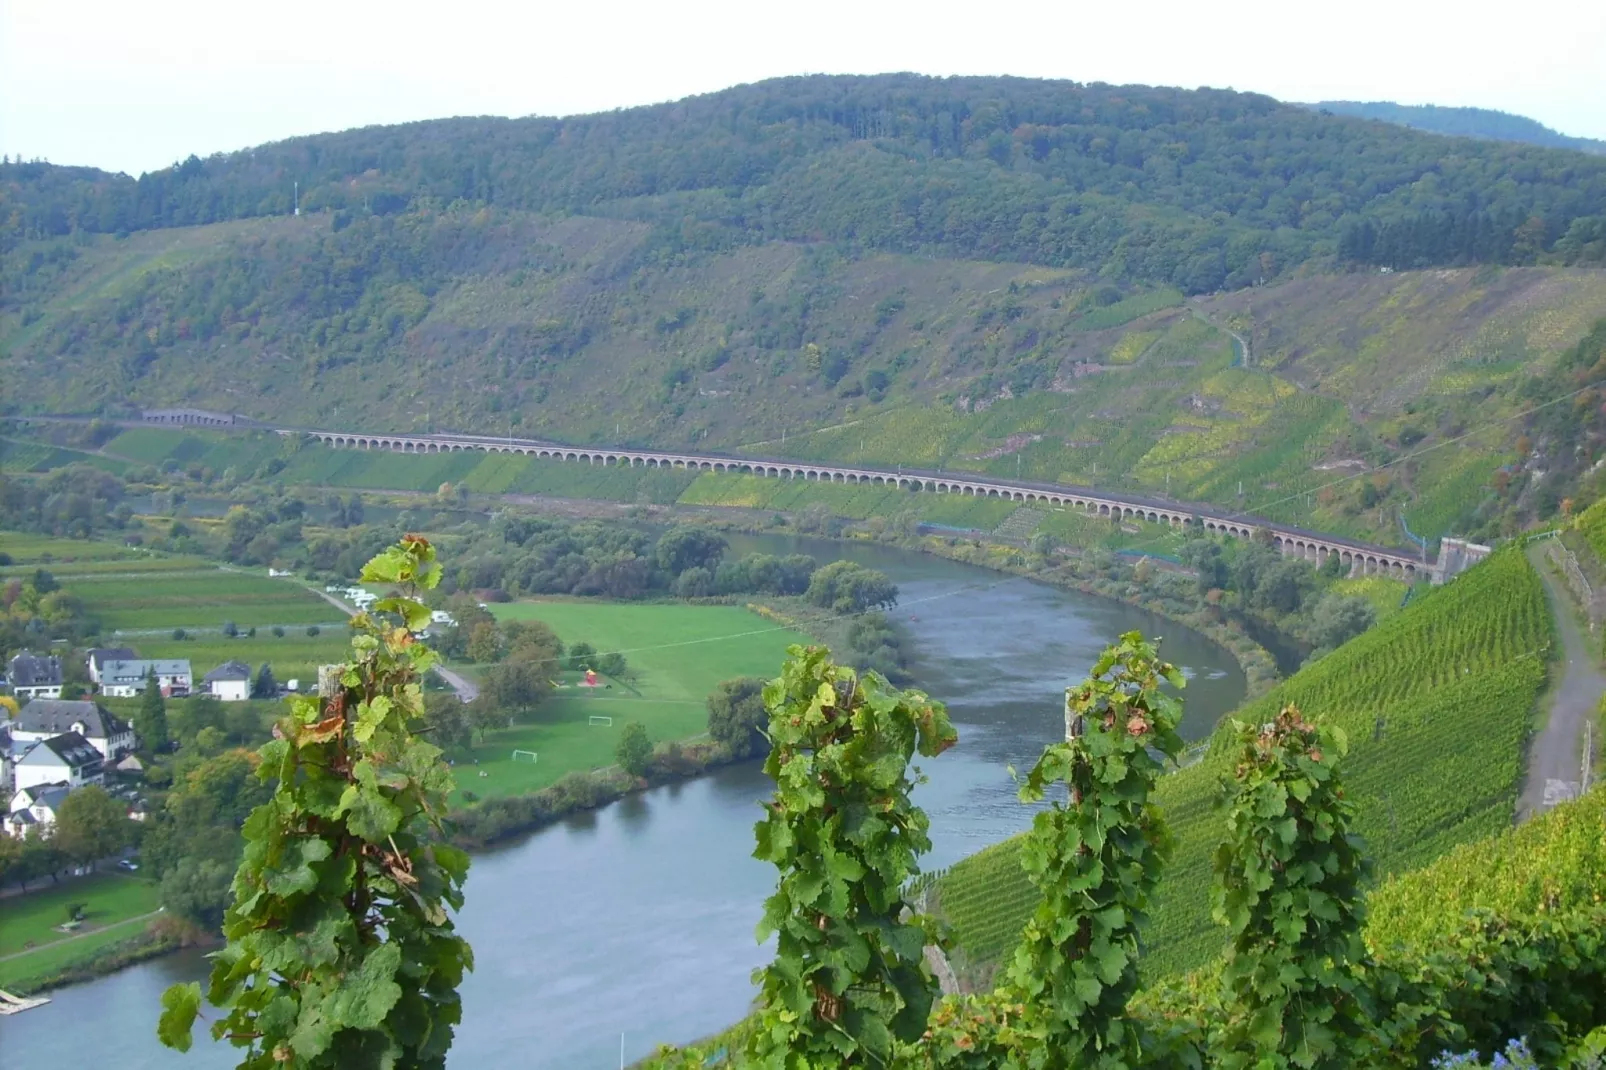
[{"left": 157, "top": 982, "right": 202, "bottom": 1052}]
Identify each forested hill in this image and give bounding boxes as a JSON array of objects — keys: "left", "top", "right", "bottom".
[
  {"left": 1307, "top": 101, "right": 1606, "bottom": 157},
  {"left": 6, "top": 74, "right": 1606, "bottom": 288}
]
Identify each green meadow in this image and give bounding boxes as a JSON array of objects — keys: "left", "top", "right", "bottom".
[
  {"left": 0, "top": 873, "right": 162, "bottom": 991},
  {"left": 455, "top": 600, "right": 807, "bottom": 799}
]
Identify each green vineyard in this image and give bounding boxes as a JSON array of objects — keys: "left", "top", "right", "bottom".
[
  {"left": 933, "top": 547, "right": 1553, "bottom": 979},
  {"left": 1367, "top": 783, "right": 1606, "bottom": 954}
]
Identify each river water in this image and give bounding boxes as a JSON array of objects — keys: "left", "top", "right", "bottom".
[{"left": 0, "top": 533, "right": 1245, "bottom": 1068}]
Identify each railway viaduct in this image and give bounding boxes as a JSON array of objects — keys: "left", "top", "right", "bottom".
[{"left": 283, "top": 428, "right": 1444, "bottom": 580}]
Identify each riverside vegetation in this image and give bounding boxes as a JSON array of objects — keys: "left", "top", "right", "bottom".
[{"left": 137, "top": 536, "right": 1606, "bottom": 1068}]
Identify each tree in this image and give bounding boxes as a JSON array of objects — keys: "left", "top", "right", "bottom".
[
  {"left": 160, "top": 856, "right": 234, "bottom": 930},
  {"left": 306, "top": 625, "right": 321, "bottom": 637},
  {"left": 467, "top": 696, "right": 510, "bottom": 742},
  {"left": 566, "top": 642, "right": 598, "bottom": 672},
  {"left": 480, "top": 659, "right": 547, "bottom": 717},
  {"left": 1309, "top": 593, "right": 1377, "bottom": 652},
  {"left": 674, "top": 566, "right": 714, "bottom": 598},
  {"left": 251, "top": 662, "right": 277, "bottom": 699},
  {"left": 18, "top": 828, "right": 65, "bottom": 888},
  {"left": 0, "top": 833, "right": 23, "bottom": 888},
  {"left": 706, "top": 676, "right": 769, "bottom": 758},
  {"left": 159, "top": 536, "right": 473, "bottom": 1065},
  {"left": 615, "top": 721, "right": 653, "bottom": 777},
  {"left": 466, "top": 621, "right": 503, "bottom": 664},
  {"left": 654, "top": 525, "right": 727, "bottom": 576},
  {"left": 169, "top": 694, "right": 224, "bottom": 745},
  {"left": 1211, "top": 706, "right": 1369, "bottom": 1068},
  {"left": 136, "top": 670, "right": 169, "bottom": 752},
  {"left": 804, "top": 560, "right": 899, "bottom": 614},
  {"left": 747, "top": 645, "right": 956, "bottom": 1066},
  {"left": 221, "top": 619, "right": 238, "bottom": 638},
  {"left": 423, "top": 691, "right": 473, "bottom": 753},
  {"left": 596, "top": 651, "right": 627, "bottom": 678},
  {"left": 55, "top": 785, "right": 130, "bottom": 870}
]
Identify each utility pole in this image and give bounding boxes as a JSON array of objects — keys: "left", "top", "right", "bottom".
[{"left": 293, "top": 181, "right": 300, "bottom": 217}]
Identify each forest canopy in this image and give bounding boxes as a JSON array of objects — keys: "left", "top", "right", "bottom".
[{"left": 6, "top": 74, "right": 1606, "bottom": 292}]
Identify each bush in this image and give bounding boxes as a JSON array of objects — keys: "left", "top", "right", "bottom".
[
  {"left": 172, "top": 628, "right": 187, "bottom": 641},
  {"left": 306, "top": 625, "right": 320, "bottom": 637}
]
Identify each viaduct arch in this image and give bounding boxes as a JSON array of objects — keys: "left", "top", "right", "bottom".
[{"left": 282, "top": 429, "right": 1427, "bottom": 579}]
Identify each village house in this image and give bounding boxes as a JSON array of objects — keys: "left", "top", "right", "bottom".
[
  {"left": 6, "top": 650, "right": 64, "bottom": 700},
  {"left": 6, "top": 782, "right": 72, "bottom": 834},
  {"left": 85, "top": 647, "right": 138, "bottom": 686},
  {"left": 11, "top": 698, "right": 136, "bottom": 761},
  {"left": 204, "top": 660, "right": 253, "bottom": 702},
  {"left": 14, "top": 733, "right": 104, "bottom": 792},
  {"left": 99, "top": 658, "right": 193, "bottom": 698}
]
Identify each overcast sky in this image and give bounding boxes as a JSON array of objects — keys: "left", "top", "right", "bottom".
[{"left": 4, "top": 0, "right": 1603, "bottom": 176}]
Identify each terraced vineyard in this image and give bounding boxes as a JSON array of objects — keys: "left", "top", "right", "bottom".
[
  {"left": 933, "top": 547, "right": 1553, "bottom": 979},
  {"left": 1366, "top": 784, "right": 1606, "bottom": 954}
]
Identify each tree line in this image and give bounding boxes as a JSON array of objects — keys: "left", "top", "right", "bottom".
[{"left": 8, "top": 74, "right": 1606, "bottom": 292}]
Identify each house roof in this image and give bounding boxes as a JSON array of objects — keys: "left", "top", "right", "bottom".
[
  {"left": 101, "top": 659, "right": 192, "bottom": 682},
  {"left": 204, "top": 660, "right": 253, "bottom": 683},
  {"left": 30, "top": 783, "right": 73, "bottom": 812},
  {"left": 6, "top": 809, "right": 38, "bottom": 827},
  {"left": 15, "top": 699, "right": 129, "bottom": 742},
  {"left": 86, "top": 647, "right": 138, "bottom": 672},
  {"left": 11, "top": 780, "right": 69, "bottom": 806},
  {"left": 7, "top": 650, "right": 63, "bottom": 688},
  {"left": 20, "top": 732, "right": 103, "bottom": 770}
]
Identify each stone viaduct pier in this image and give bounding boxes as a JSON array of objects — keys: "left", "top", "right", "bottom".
[{"left": 282, "top": 428, "right": 1484, "bottom": 582}]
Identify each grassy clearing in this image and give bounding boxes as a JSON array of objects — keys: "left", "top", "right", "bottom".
[
  {"left": 0, "top": 873, "right": 161, "bottom": 989},
  {"left": 453, "top": 601, "right": 806, "bottom": 800}
]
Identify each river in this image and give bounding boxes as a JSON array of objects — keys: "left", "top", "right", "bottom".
[{"left": 0, "top": 533, "right": 1245, "bottom": 1068}]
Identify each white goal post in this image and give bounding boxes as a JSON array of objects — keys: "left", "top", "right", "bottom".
[
  {"left": 588, "top": 715, "right": 614, "bottom": 727},
  {"left": 511, "top": 749, "right": 539, "bottom": 763}
]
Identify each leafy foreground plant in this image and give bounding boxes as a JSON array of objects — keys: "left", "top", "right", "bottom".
[
  {"left": 1211, "top": 705, "right": 1368, "bottom": 1069},
  {"left": 1006, "top": 632, "right": 1185, "bottom": 1069},
  {"left": 159, "top": 536, "right": 473, "bottom": 1069},
  {"left": 747, "top": 645, "right": 957, "bottom": 1068}
]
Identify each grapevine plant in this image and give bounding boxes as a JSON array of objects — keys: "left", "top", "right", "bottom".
[
  {"left": 159, "top": 536, "right": 473, "bottom": 1069},
  {"left": 1007, "top": 631, "right": 1185, "bottom": 1069},
  {"left": 747, "top": 645, "right": 957, "bottom": 1068},
  {"left": 1211, "top": 705, "right": 1369, "bottom": 1069}
]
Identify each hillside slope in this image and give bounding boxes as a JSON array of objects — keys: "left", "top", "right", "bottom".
[
  {"left": 5, "top": 202, "right": 1604, "bottom": 544},
  {"left": 933, "top": 547, "right": 1552, "bottom": 981}
]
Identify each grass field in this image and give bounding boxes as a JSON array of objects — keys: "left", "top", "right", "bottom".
[
  {"left": 454, "top": 600, "right": 807, "bottom": 800},
  {"left": 0, "top": 873, "right": 161, "bottom": 990}
]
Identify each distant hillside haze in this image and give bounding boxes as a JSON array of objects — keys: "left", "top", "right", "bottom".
[
  {"left": 5, "top": 74, "right": 1606, "bottom": 289},
  {"left": 1306, "top": 100, "right": 1606, "bottom": 156}
]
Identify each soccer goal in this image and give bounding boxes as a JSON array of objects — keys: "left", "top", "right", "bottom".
[
  {"left": 588, "top": 715, "right": 614, "bottom": 727},
  {"left": 511, "top": 749, "right": 539, "bottom": 764}
]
